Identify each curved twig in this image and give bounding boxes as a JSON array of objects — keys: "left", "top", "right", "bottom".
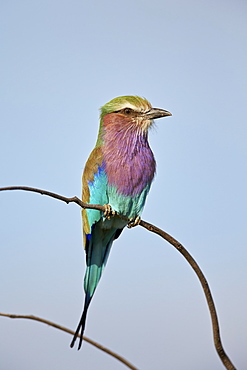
[
  {"left": 0, "top": 313, "right": 138, "bottom": 370},
  {"left": 0, "top": 186, "right": 236, "bottom": 369},
  {"left": 0, "top": 186, "right": 106, "bottom": 212},
  {"left": 139, "top": 221, "right": 236, "bottom": 370}
]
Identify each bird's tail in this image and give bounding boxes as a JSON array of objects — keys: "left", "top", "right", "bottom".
[
  {"left": 70, "top": 292, "right": 92, "bottom": 349},
  {"left": 70, "top": 225, "right": 117, "bottom": 349}
]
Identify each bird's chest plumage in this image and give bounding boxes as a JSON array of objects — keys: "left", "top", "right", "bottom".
[
  {"left": 102, "top": 121, "right": 155, "bottom": 195},
  {"left": 101, "top": 116, "right": 156, "bottom": 218}
]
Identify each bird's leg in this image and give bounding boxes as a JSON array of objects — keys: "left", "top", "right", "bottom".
[
  {"left": 103, "top": 204, "right": 116, "bottom": 220},
  {"left": 127, "top": 216, "right": 141, "bottom": 228}
]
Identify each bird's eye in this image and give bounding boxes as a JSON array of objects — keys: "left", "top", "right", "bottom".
[{"left": 123, "top": 108, "right": 132, "bottom": 115}]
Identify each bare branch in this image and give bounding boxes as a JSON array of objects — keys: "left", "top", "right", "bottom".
[
  {"left": 139, "top": 221, "right": 236, "bottom": 370},
  {"left": 0, "top": 186, "right": 106, "bottom": 212},
  {"left": 0, "top": 186, "right": 237, "bottom": 369},
  {"left": 0, "top": 313, "right": 138, "bottom": 370}
]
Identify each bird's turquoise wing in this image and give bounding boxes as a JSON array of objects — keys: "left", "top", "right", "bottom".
[{"left": 82, "top": 147, "right": 108, "bottom": 241}]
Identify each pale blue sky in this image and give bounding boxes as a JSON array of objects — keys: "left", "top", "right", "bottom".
[{"left": 1, "top": 1, "right": 247, "bottom": 369}]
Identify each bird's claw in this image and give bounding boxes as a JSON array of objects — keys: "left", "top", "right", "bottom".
[
  {"left": 127, "top": 216, "right": 141, "bottom": 228},
  {"left": 103, "top": 204, "right": 116, "bottom": 220}
]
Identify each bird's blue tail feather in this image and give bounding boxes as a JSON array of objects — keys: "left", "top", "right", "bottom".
[{"left": 70, "top": 223, "right": 119, "bottom": 349}]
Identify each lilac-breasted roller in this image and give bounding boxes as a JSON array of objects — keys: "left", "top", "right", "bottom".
[{"left": 70, "top": 96, "right": 171, "bottom": 349}]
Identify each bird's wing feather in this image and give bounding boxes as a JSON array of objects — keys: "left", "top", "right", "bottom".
[{"left": 82, "top": 146, "right": 108, "bottom": 244}]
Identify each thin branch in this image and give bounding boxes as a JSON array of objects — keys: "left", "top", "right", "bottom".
[
  {"left": 0, "top": 186, "right": 237, "bottom": 370},
  {"left": 139, "top": 221, "right": 236, "bottom": 370},
  {"left": 0, "top": 186, "right": 106, "bottom": 212},
  {"left": 0, "top": 313, "right": 138, "bottom": 370}
]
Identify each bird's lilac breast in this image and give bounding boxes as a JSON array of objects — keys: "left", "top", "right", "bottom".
[{"left": 102, "top": 114, "right": 156, "bottom": 196}]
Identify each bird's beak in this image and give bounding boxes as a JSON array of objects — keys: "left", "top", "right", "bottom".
[{"left": 145, "top": 108, "right": 172, "bottom": 120}]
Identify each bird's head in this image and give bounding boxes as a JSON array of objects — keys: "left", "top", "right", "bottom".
[{"left": 100, "top": 95, "right": 172, "bottom": 134}]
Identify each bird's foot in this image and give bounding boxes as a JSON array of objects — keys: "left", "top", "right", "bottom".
[
  {"left": 127, "top": 216, "right": 141, "bottom": 228},
  {"left": 103, "top": 204, "right": 116, "bottom": 220}
]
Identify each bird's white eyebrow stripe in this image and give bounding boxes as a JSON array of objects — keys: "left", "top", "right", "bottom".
[
  {"left": 117, "top": 103, "right": 139, "bottom": 111},
  {"left": 114, "top": 103, "right": 151, "bottom": 113}
]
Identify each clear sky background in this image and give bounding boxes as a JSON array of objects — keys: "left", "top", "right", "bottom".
[{"left": 0, "top": 1, "right": 246, "bottom": 369}]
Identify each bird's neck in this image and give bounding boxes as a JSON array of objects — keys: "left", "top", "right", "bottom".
[{"left": 101, "top": 113, "right": 149, "bottom": 154}]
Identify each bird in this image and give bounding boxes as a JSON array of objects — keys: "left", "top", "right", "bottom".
[{"left": 70, "top": 95, "right": 171, "bottom": 349}]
